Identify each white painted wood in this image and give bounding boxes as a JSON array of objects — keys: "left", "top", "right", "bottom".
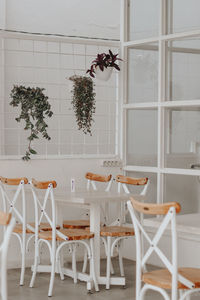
[
  {"left": 124, "top": 29, "right": 200, "bottom": 48},
  {"left": 123, "top": 100, "right": 200, "bottom": 110}
]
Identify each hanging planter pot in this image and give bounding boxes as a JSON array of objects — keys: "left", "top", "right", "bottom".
[
  {"left": 95, "top": 66, "right": 113, "bottom": 81},
  {"left": 86, "top": 49, "right": 122, "bottom": 81}
]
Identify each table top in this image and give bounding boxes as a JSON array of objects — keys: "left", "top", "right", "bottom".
[{"left": 54, "top": 188, "right": 144, "bottom": 205}]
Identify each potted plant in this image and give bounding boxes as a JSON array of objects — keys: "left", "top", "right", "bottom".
[
  {"left": 10, "top": 85, "right": 53, "bottom": 161},
  {"left": 86, "top": 49, "right": 122, "bottom": 81},
  {"left": 69, "top": 75, "right": 96, "bottom": 135}
]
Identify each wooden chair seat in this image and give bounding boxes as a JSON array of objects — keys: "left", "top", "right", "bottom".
[
  {"left": 13, "top": 222, "right": 60, "bottom": 234},
  {"left": 39, "top": 228, "right": 94, "bottom": 241},
  {"left": 100, "top": 226, "right": 135, "bottom": 237},
  {"left": 63, "top": 220, "right": 90, "bottom": 229},
  {"left": 142, "top": 268, "right": 200, "bottom": 289}
]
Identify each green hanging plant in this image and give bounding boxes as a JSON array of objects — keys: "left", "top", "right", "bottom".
[
  {"left": 10, "top": 85, "right": 53, "bottom": 161},
  {"left": 69, "top": 75, "right": 96, "bottom": 135}
]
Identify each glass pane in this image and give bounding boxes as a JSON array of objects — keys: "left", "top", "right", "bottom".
[
  {"left": 127, "top": 109, "right": 157, "bottom": 166},
  {"left": 164, "top": 174, "right": 199, "bottom": 215},
  {"left": 128, "top": 44, "right": 158, "bottom": 103},
  {"left": 168, "top": 0, "right": 200, "bottom": 34},
  {"left": 165, "top": 108, "right": 200, "bottom": 169},
  {"left": 167, "top": 38, "right": 200, "bottom": 101},
  {"left": 128, "top": 0, "right": 160, "bottom": 41}
]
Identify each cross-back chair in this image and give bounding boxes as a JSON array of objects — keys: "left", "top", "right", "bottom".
[
  {"left": 0, "top": 211, "right": 15, "bottom": 300},
  {"left": 127, "top": 197, "right": 200, "bottom": 300},
  {"left": 99, "top": 175, "right": 149, "bottom": 289},
  {"left": 0, "top": 176, "right": 30, "bottom": 286},
  {"left": 29, "top": 178, "right": 98, "bottom": 297},
  {"left": 0, "top": 176, "right": 60, "bottom": 286}
]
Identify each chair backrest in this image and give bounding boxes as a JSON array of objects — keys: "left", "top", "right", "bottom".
[
  {"left": 85, "top": 172, "right": 112, "bottom": 192},
  {"left": 0, "top": 211, "right": 15, "bottom": 300},
  {"left": 0, "top": 177, "right": 29, "bottom": 233},
  {"left": 85, "top": 172, "right": 112, "bottom": 225},
  {"left": 113, "top": 175, "right": 149, "bottom": 225},
  {"left": 115, "top": 175, "right": 149, "bottom": 195},
  {"left": 30, "top": 178, "right": 57, "bottom": 231},
  {"left": 127, "top": 197, "right": 194, "bottom": 300},
  {"left": 30, "top": 178, "right": 66, "bottom": 242}
]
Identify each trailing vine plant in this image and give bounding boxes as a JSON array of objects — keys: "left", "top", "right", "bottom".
[
  {"left": 69, "top": 75, "right": 96, "bottom": 135},
  {"left": 10, "top": 85, "right": 53, "bottom": 161}
]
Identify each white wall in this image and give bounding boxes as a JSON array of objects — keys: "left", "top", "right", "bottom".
[
  {"left": 0, "top": 0, "right": 121, "bottom": 268},
  {"left": 5, "top": 0, "right": 120, "bottom": 40},
  {"left": 0, "top": 0, "right": 5, "bottom": 29}
]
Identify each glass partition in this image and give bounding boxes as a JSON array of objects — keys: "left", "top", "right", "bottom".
[
  {"left": 127, "top": 109, "right": 157, "bottom": 166},
  {"left": 127, "top": 44, "right": 158, "bottom": 103},
  {"left": 128, "top": 0, "right": 160, "bottom": 41}
]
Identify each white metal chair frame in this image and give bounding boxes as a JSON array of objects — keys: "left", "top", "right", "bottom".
[
  {"left": 29, "top": 180, "right": 98, "bottom": 297},
  {"left": 0, "top": 178, "right": 34, "bottom": 286},
  {"left": 0, "top": 213, "right": 15, "bottom": 300},
  {"left": 101, "top": 176, "right": 150, "bottom": 289},
  {"left": 127, "top": 199, "right": 200, "bottom": 300}
]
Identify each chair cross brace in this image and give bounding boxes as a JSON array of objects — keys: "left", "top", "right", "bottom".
[{"left": 136, "top": 208, "right": 194, "bottom": 289}]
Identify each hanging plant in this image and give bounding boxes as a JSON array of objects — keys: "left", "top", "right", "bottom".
[
  {"left": 69, "top": 75, "right": 96, "bottom": 135},
  {"left": 86, "top": 49, "right": 122, "bottom": 79},
  {"left": 10, "top": 85, "right": 53, "bottom": 161}
]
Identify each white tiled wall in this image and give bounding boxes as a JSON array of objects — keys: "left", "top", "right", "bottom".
[{"left": 0, "top": 36, "right": 119, "bottom": 157}]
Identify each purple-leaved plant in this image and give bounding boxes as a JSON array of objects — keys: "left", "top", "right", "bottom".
[{"left": 86, "top": 49, "right": 122, "bottom": 78}]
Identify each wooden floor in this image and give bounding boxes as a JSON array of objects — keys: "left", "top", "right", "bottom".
[{"left": 7, "top": 259, "right": 199, "bottom": 300}]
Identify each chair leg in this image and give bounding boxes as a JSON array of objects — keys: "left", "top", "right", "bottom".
[
  {"left": 20, "top": 233, "right": 26, "bottom": 286},
  {"left": 106, "top": 237, "right": 111, "bottom": 290},
  {"left": 72, "top": 244, "right": 77, "bottom": 284},
  {"left": 110, "top": 258, "right": 115, "bottom": 274},
  {"left": 102, "top": 237, "right": 114, "bottom": 274},
  {"left": 90, "top": 239, "right": 99, "bottom": 292},
  {"left": 48, "top": 243, "right": 56, "bottom": 297},
  {"left": 57, "top": 255, "right": 64, "bottom": 281},
  {"left": 1, "top": 254, "right": 8, "bottom": 300},
  {"left": 118, "top": 240, "right": 124, "bottom": 277},
  {"left": 82, "top": 248, "right": 88, "bottom": 273},
  {"left": 30, "top": 248, "right": 39, "bottom": 288}
]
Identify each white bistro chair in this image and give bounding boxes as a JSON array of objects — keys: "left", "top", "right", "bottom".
[
  {"left": 0, "top": 177, "right": 29, "bottom": 286},
  {"left": 100, "top": 175, "right": 149, "bottom": 289},
  {"left": 127, "top": 197, "right": 200, "bottom": 300},
  {"left": 0, "top": 211, "right": 15, "bottom": 300},
  {"left": 29, "top": 178, "right": 98, "bottom": 297},
  {"left": 0, "top": 176, "right": 61, "bottom": 286}
]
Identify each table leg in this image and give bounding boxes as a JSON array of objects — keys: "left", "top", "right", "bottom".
[{"left": 90, "top": 202, "right": 100, "bottom": 277}]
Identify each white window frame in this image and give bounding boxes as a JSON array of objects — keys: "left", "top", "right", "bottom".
[{"left": 120, "top": 0, "right": 200, "bottom": 205}]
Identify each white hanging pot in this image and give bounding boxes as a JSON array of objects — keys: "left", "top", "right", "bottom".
[{"left": 95, "top": 66, "right": 113, "bottom": 81}]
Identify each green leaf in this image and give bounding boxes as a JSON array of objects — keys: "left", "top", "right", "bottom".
[
  {"left": 10, "top": 85, "right": 53, "bottom": 160},
  {"left": 29, "top": 148, "right": 37, "bottom": 155}
]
